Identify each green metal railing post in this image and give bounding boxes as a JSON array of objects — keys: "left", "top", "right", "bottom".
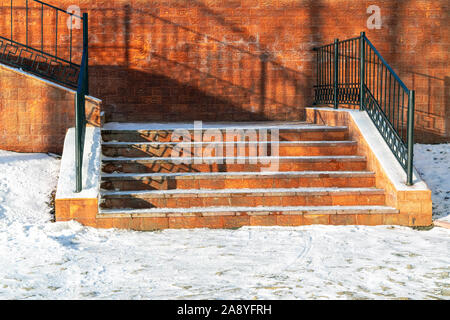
[
  {"left": 406, "top": 90, "right": 415, "bottom": 185},
  {"left": 83, "top": 12, "right": 89, "bottom": 95},
  {"left": 75, "top": 95, "right": 82, "bottom": 192},
  {"left": 333, "top": 38, "right": 339, "bottom": 109},
  {"left": 75, "top": 13, "right": 88, "bottom": 193},
  {"left": 359, "top": 32, "right": 365, "bottom": 111}
]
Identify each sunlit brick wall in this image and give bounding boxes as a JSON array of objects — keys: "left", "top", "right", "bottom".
[
  {"left": 0, "top": 0, "right": 448, "bottom": 142},
  {"left": 0, "top": 64, "right": 100, "bottom": 153}
]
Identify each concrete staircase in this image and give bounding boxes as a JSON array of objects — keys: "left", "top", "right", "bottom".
[{"left": 97, "top": 122, "right": 399, "bottom": 229}]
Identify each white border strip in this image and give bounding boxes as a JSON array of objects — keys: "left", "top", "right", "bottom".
[
  {"left": 0, "top": 62, "right": 101, "bottom": 104},
  {"left": 56, "top": 127, "right": 102, "bottom": 199},
  {"left": 102, "top": 122, "right": 347, "bottom": 131}
]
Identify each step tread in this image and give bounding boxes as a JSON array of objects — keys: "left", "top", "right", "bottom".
[
  {"left": 101, "top": 170, "right": 375, "bottom": 179},
  {"left": 102, "top": 121, "right": 348, "bottom": 131},
  {"left": 98, "top": 205, "right": 399, "bottom": 216},
  {"left": 101, "top": 187, "right": 385, "bottom": 197},
  {"left": 101, "top": 155, "right": 367, "bottom": 162},
  {"left": 101, "top": 140, "right": 356, "bottom": 146}
]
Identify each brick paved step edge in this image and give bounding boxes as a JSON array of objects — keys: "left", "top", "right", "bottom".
[
  {"left": 102, "top": 132, "right": 348, "bottom": 143},
  {"left": 101, "top": 170, "right": 375, "bottom": 180},
  {"left": 100, "top": 171, "right": 376, "bottom": 191},
  {"left": 101, "top": 155, "right": 366, "bottom": 162},
  {"left": 101, "top": 141, "right": 358, "bottom": 157},
  {"left": 101, "top": 187, "right": 384, "bottom": 198},
  {"left": 101, "top": 126, "right": 349, "bottom": 142},
  {"left": 100, "top": 187, "right": 386, "bottom": 209},
  {"left": 101, "top": 122, "right": 347, "bottom": 131},
  {"left": 101, "top": 156, "right": 367, "bottom": 173},
  {"left": 101, "top": 140, "right": 356, "bottom": 146}
]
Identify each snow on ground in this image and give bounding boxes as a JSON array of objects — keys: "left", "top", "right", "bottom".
[
  {"left": 0, "top": 147, "right": 449, "bottom": 300},
  {"left": 415, "top": 144, "right": 450, "bottom": 222}
]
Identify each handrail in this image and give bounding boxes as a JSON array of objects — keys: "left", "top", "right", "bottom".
[
  {"left": 364, "top": 36, "right": 409, "bottom": 93},
  {"left": 0, "top": 0, "right": 85, "bottom": 88},
  {"left": 1, "top": 1, "right": 89, "bottom": 191},
  {"left": 75, "top": 12, "right": 88, "bottom": 192},
  {"left": 314, "top": 32, "right": 415, "bottom": 185},
  {"left": 0, "top": 1, "right": 89, "bottom": 191},
  {"left": 33, "top": 0, "right": 82, "bottom": 19},
  {"left": 0, "top": 36, "right": 79, "bottom": 67}
]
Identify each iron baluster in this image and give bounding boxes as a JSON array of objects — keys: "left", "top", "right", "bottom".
[
  {"left": 359, "top": 32, "right": 365, "bottom": 110},
  {"left": 41, "top": 4, "right": 43, "bottom": 52},
  {"left": 334, "top": 38, "right": 339, "bottom": 109},
  {"left": 55, "top": 11, "right": 58, "bottom": 57},
  {"left": 26, "top": 0, "right": 28, "bottom": 46}
]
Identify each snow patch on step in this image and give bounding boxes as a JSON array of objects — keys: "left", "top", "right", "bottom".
[
  {"left": 101, "top": 155, "right": 366, "bottom": 162},
  {"left": 102, "top": 121, "right": 347, "bottom": 131},
  {"left": 101, "top": 140, "right": 356, "bottom": 146},
  {"left": 101, "top": 187, "right": 383, "bottom": 196},
  {"left": 98, "top": 205, "right": 398, "bottom": 215},
  {"left": 101, "top": 170, "right": 374, "bottom": 178}
]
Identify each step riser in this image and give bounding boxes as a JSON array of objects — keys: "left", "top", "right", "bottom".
[
  {"left": 101, "top": 130, "right": 348, "bottom": 143},
  {"left": 102, "top": 161, "right": 367, "bottom": 173},
  {"left": 95, "top": 212, "right": 399, "bottom": 230},
  {"left": 101, "top": 176, "right": 375, "bottom": 191},
  {"left": 101, "top": 194, "right": 386, "bottom": 209},
  {"left": 102, "top": 144, "right": 357, "bottom": 157}
]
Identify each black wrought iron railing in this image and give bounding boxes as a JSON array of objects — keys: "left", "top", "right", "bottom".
[
  {"left": 314, "top": 32, "right": 415, "bottom": 185},
  {"left": 0, "top": 0, "right": 83, "bottom": 87},
  {"left": 314, "top": 36, "right": 362, "bottom": 107},
  {"left": 0, "top": 1, "right": 88, "bottom": 192}
]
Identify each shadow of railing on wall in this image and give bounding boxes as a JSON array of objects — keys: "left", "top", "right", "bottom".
[{"left": 86, "top": 4, "right": 311, "bottom": 122}]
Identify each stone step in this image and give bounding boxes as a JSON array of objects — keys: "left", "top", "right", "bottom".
[
  {"left": 100, "top": 188, "right": 386, "bottom": 209},
  {"left": 101, "top": 141, "right": 358, "bottom": 157},
  {"left": 102, "top": 125, "right": 348, "bottom": 142},
  {"left": 95, "top": 122, "right": 392, "bottom": 230},
  {"left": 96, "top": 205, "right": 400, "bottom": 230},
  {"left": 101, "top": 155, "right": 367, "bottom": 173},
  {"left": 100, "top": 171, "right": 376, "bottom": 191}
]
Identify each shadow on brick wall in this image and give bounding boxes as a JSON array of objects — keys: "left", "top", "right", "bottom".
[
  {"left": 90, "top": 65, "right": 273, "bottom": 123},
  {"left": 406, "top": 71, "right": 449, "bottom": 143},
  {"left": 1, "top": 1, "right": 447, "bottom": 141},
  {"left": 88, "top": 4, "right": 310, "bottom": 122}
]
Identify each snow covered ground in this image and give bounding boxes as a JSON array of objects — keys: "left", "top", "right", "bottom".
[
  {"left": 0, "top": 146, "right": 448, "bottom": 299},
  {"left": 415, "top": 144, "right": 450, "bottom": 222}
]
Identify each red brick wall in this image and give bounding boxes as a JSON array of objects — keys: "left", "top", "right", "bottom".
[
  {"left": 0, "top": 0, "right": 448, "bottom": 141},
  {"left": 0, "top": 63, "right": 101, "bottom": 153}
]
